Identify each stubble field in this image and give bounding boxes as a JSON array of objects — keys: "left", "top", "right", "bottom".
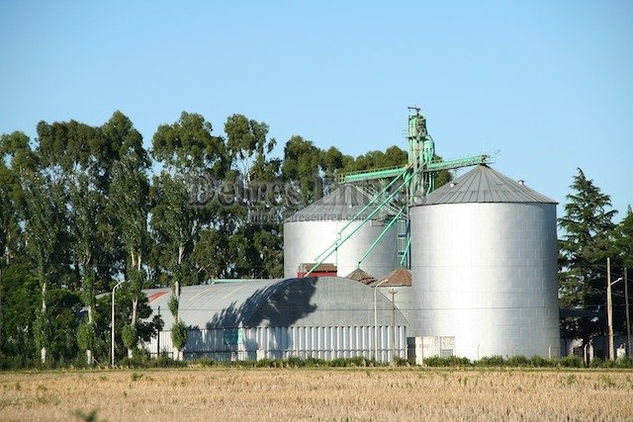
[{"left": 1, "top": 367, "right": 632, "bottom": 421}]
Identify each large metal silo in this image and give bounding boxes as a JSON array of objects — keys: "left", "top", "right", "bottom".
[
  {"left": 410, "top": 165, "right": 559, "bottom": 360},
  {"left": 284, "top": 185, "right": 400, "bottom": 280}
]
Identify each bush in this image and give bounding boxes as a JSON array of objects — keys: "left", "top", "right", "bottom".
[
  {"left": 118, "top": 355, "right": 186, "bottom": 368},
  {"left": 424, "top": 355, "right": 471, "bottom": 367},
  {"left": 557, "top": 354, "right": 583, "bottom": 368},
  {"left": 506, "top": 355, "right": 529, "bottom": 367},
  {"left": 530, "top": 355, "right": 554, "bottom": 367},
  {"left": 614, "top": 356, "right": 633, "bottom": 368},
  {"left": 476, "top": 355, "right": 505, "bottom": 367},
  {"left": 0, "top": 355, "right": 38, "bottom": 370}
]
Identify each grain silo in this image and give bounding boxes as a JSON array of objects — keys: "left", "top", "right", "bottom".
[
  {"left": 284, "top": 184, "right": 400, "bottom": 279},
  {"left": 410, "top": 165, "right": 559, "bottom": 360}
]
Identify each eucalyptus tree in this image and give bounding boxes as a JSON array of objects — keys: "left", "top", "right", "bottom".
[
  {"left": 0, "top": 131, "right": 38, "bottom": 360},
  {"left": 151, "top": 111, "right": 227, "bottom": 358},
  {"left": 22, "top": 174, "right": 67, "bottom": 363},
  {"left": 282, "top": 136, "right": 321, "bottom": 206},
  {"left": 110, "top": 153, "right": 150, "bottom": 357},
  {"left": 0, "top": 162, "right": 18, "bottom": 357},
  {"left": 34, "top": 112, "right": 138, "bottom": 362},
  {"left": 223, "top": 114, "right": 283, "bottom": 278}
]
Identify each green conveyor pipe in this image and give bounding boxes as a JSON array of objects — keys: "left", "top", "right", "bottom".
[
  {"left": 357, "top": 206, "right": 405, "bottom": 268},
  {"left": 341, "top": 166, "right": 409, "bottom": 183},
  {"left": 399, "top": 236, "right": 412, "bottom": 267}
]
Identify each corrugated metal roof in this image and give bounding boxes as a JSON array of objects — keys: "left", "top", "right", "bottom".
[
  {"left": 346, "top": 268, "right": 377, "bottom": 285},
  {"left": 371, "top": 268, "right": 412, "bottom": 287},
  {"left": 146, "top": 277, "right": 410, "bottom": 330},
  {"left": 415, "top": 165, "right": 557, "bottom": 206},
  {"left": 144, "top": 287, "right": 174, "bottom": 330},
  {"left": 178, "top": 280, "right": 285, "bottom": 329},
  {"left": 285, "top": 184, "right": 391, "bottom": 222}
]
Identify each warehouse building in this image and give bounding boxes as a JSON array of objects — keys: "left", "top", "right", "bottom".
[{"left": 145, "top": 277, "right": 408, "bottom": 362}]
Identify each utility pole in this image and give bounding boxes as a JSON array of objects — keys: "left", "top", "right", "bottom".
[
  {"left": 607, "top": 257, "right": 614, "bottom": 361},
  {"left": 625, "top": 268, "right": 631, "bottom": 357},
  {"left": 157, "top": 305, "right": 161, "bottom": 358},
  {"left": 373, "top": 279, "right": 388, "bottom": 362},
  {"left": 111, "top": 280, "right": 125, "bottom": 368},
  {"left": 390, "top": 288, "right": 397, "bottom": 365}
]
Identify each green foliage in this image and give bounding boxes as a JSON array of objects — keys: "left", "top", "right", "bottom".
[
  {"left": 506, "top": 355, "right": 530, "bottom": 367},
  {"left": 168, "top": 295, "right": 179, "bottom": 318},
  {"left": 424, "top": 356, "right": 471, "bottom": 367},
  {"left": 476, "top": 355, "right": 505, "bottom": 367},
  {"left": 152, "top": 111, "right": 225, "bottom": 173},
  {"left": 121, "top": 324, "right": 138, "bottom": 350},
  {"left": 557, "top": 354, "right": 583, "bottom": 368},
  {"left": 76, "top": 321, "right": 95, "bottom": 352},
  {"left": 528, "top": 355, "right": 553, "bottom": 367},
  {"left": 171, "top": 320, "right": 188, "bottom": 351}
]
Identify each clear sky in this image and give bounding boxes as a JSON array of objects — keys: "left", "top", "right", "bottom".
[{"left": 1, "top": 1, "right": 631, "bottom": 218}]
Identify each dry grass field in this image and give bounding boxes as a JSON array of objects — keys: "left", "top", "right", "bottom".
[{"left": 1, "top": 367, "right": 632, "bottom": 421}]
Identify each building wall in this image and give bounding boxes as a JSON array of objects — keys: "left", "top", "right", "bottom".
[
  {"left": 410, "top": 202, "right": 559, "bottom": 360},
  {"left": 177, "top": 325, "right": 407, "bottom": 363},
  {"left": 283, "top": 220, "right": 398, "bottom": 279}
]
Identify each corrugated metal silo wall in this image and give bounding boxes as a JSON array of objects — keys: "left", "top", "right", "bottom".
[
  {"left": 283, "top": 220, "right": 398, "bottom": 279},
  {"left": 410, "top": 202, "right": 559, "bottom": 360}
]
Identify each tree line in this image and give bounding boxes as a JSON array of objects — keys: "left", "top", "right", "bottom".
[{"left": 0, "top": 110, "right": 630, "bottom": 366}]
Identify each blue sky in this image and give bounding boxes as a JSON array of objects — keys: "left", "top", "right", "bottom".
[{"left": 1, "top": 1, "right": 631, "bottom": 218}]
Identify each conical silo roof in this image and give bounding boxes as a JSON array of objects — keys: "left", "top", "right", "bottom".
[
  {"left": 285, "top": 184, "right": 392, "bottom": 222},
  {"left": 345, "top": 268, "right": 377, "bottom": 285},
  {"left": 416, "top": 165, "right": 556, "bottom": 206}
]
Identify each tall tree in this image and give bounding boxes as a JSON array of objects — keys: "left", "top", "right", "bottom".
[
  {"left": 558, "top": 168, "right": 618, "bottom": 344},
  {"left": 69, "top": 175, "right": 100, "bottom": 364},
  {"left": 22, "top": 174, "right": 67, "bottom": 363},
  {"left": 111, "top": 152, "right": 150, "bottom": 357},
  {"left": 0, "top": 131, "right": 37, "bottom": 361},
  {"left": 0, "top": 163, "right": 18, "bottom": 358},
  {"left": 151, "top": 112, "right": 226, "bottom": 358}
]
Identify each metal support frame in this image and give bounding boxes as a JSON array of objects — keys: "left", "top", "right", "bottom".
[
  {"left": 339, "top": 165, "right": 408, "bottom": 184},
  {"left": 357, "top": 206, "right": 406, "bottom": 268},
  {"left": 399, "top": 236, "right": 412, "bottom": 267},
  {"left": 304, "top": 168, "right": 419, "bottom": 277},
  {"left": 311, "top": 167, "right": 409, "bottom": 265}
]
